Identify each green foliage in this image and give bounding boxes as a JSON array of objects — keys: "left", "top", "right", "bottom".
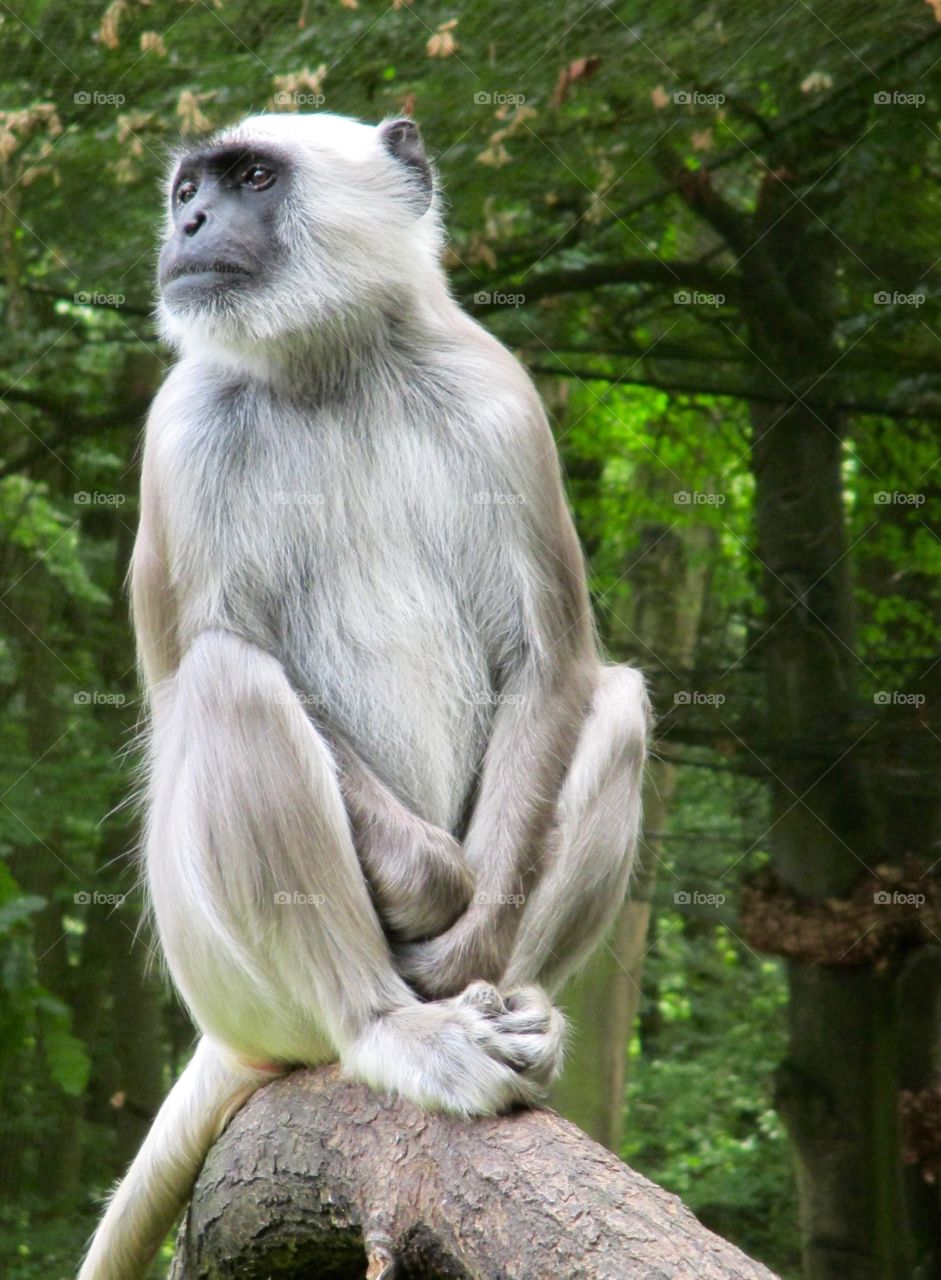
[
  {"left": 36, "top": 995, "right": 92, "bottom": 1096},
  {"left": 626, "top": 934, "right": 796, "bottom": 1273},
  {"left": 0, "top": 1204, "right": 85, "bottom": 1280},
  {"left": 0, "top": 1, "right": 938, "bottom": 1274},
  {"left": 624, "top": 764, "right": 799, "bottom": 1277}
]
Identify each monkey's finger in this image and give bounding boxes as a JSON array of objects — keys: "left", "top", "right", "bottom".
[{"left": 456, "top": 980, "right": 506, "bottom": 1018}]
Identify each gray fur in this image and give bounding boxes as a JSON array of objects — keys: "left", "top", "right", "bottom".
[{"left": 78, "top": 112, "right": 648, "bottom": 1280}]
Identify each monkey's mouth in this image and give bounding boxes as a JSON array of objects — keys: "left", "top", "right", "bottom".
[{"left": 161, "top": 260, "right": 252, "bottom": 285}]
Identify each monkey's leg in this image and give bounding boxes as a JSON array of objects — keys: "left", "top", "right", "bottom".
[
  {"left": 502, "top": 664, "right": 649, "bottom": 994},
  {"left": 394, "top": 659, "right": 597, "bottom": 999},
  {"left": 147, "top": 629, "right": 562, "bottom": 1109},
  {"left": 330, "top": 737, "right": 475, "bottom": 941},
  {"left": 78, "top": 1038, "right": 279, "bottom": 1280},
  {"left": 79, "top": 634, "right": 566, "bottom": 1279}
]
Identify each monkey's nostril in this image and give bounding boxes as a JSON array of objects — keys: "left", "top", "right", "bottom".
[{"left": 183, "top": 210, "right": 206, "bottom": 237}]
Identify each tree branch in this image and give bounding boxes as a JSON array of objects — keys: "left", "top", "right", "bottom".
[
  {"left": 465, "top": 258, "right": 742, "bottom": 307},
  {"left": 170, "top": 1065, "right": 780, "bottom": 1280},
  {"left": 521, "top": 363, "right": 941, "bottom": 421}
]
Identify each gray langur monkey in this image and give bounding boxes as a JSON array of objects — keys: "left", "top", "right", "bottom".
[{"left": 79, "top": 112, "right": 649, "bottom": 1280}]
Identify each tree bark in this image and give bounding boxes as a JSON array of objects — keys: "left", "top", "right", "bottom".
[
  {"left": 552, "top": 900, "right": 645, "bottom": 1150},
  {"left": 170, "top": 1065, "right": 780, "bottom": 1280}
]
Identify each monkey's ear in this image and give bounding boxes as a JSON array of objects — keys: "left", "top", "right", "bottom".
[{"left": 379, "top": 117, "right": 433, "bottom": 214}]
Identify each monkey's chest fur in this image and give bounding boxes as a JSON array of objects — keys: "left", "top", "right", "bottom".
[{"left": 158, "top": 369, "right": 536, "bottom": 831}]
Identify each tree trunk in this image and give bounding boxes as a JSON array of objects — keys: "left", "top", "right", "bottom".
[
  {"left": 171, "top": 1065, "right": 780, "bottom": 1280},
  {"left": 748, "top": 372, "right": 908, "bottom": 1279},
  {"left": 646, "top": 117, "right": 941, "bottom": 1278},
  {"left": 743, "top": 201, "right": 928, "bottom": 1273},
  {"left": 554, "top": 503, "right": 713, "bottom": 1149},
  {"left": 552, "top": 897, "right": 648, "bottom": 1150}
]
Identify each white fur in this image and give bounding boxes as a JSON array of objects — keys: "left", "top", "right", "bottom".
[
  {"left": 79, "top": 111, "right": 648, "bottom": 1280},
  {"left": 78, "top": 1039, "right": 274, "bottom": 1280},
  {"left": 157, "top": 112, "right": 446, "bottom": 364}
]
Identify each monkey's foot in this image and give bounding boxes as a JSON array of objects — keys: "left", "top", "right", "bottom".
[{"left": 341, "top": 982, "right": 565, "bottom": 1116}]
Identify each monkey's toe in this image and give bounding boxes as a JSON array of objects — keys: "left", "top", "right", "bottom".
[
  {"left": 491, "top": 987, "right": 566, "bottom": 1087},
  {"left": 499, "top": 985, "right": 556, "bottom": 1035}
]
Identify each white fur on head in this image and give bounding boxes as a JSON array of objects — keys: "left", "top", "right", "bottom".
[{"left": 156, "top": 112, "right": 445, "bottom": 358}]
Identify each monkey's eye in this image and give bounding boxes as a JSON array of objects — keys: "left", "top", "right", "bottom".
[
  {"left": 176, "top": 179, "right": 199, "bottom": 205},
  {"left": 240, "top": 164, "right": 275, "bottom": 191}
]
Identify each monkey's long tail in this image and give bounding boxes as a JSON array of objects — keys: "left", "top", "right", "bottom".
[{"left": 77, "top": 1036, "right": 279, "bottom": 1280}]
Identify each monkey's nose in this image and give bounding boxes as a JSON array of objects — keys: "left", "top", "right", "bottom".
[{"left": 183, "top": 210, "right": 207, "bottom": 237}]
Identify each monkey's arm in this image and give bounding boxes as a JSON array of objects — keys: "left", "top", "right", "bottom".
[
  {"left": 328, "top": 735, "right": 475, "bottom": 943},
  {"left": 131, "top": 431, "right": 180, "bottom": 691},
  {"left": 395, "top": 659, "right": 593, "bottom": 997},
  {"left": 396, "top": 399, "right": 598, "bottom": 998}
]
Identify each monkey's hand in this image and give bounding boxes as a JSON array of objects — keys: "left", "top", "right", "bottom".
[{"left": 356, "top": 814, "right": 476, "bottom": 943}]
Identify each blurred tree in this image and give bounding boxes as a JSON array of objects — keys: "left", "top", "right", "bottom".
[{"left": 0, "top": 2, "right": 939, "bottom": 1275}]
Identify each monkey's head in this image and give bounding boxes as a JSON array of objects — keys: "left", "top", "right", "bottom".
[{"left": 156, "top": 113, "right": 441, "bottom": 354}]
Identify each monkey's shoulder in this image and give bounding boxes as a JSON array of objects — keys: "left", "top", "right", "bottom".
[
  {"left": 145, "top": 362, "right": 262, "bottom": 459},
  {"left": 145, "top": 346, "right": 548, "bottom": 485}
]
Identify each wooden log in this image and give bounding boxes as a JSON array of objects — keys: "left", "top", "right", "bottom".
[{"left": 170, "top": 1064, "right": 780, "bottom": 1279}]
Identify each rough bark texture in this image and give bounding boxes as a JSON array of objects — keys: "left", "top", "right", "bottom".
[{"left": 170, "top": 1065, "right": 779, "bottom": 1280}]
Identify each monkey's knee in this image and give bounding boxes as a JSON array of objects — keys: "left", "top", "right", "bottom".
[
  {"left": 561, "top": 664, "right": 649, "bottom": 814},
  {"left": 550, "top": 663, "right": 648, "bottom": 883},
  {"left": 175, "top": 628, "right": 296, "bottom": 722},
  {"left": 146, "top": 626, "right": 399, "bottom": 1060},
  {"left": 503, "top": 665, "right": 649, "bottom": 992},
  {"left": 165, "top": 628, "right": 343, "bottom": 797}
]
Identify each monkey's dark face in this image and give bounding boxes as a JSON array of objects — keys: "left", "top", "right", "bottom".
[
  {"left": 157, "top": 114, "right": 442, "bottom": 354},
  {"left": 158, "top": 145, "right": 291, "bottom": 310}
]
